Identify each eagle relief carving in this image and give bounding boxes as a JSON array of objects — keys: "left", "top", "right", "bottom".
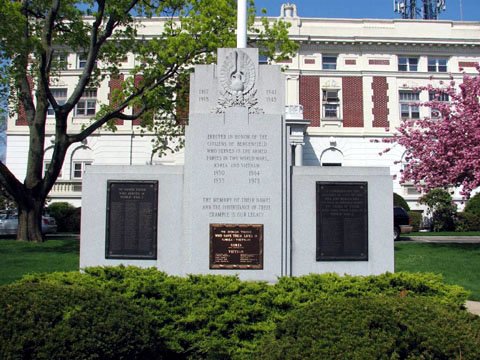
[{"left": 214, "top": 50, "right": 263, "bottom": 114}]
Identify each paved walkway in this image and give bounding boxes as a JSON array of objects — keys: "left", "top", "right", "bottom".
[
  {"left": 401, "top": 236, "right": 480, "bottom": 243},
  {"left": 466, "top": 301, "right": 480, "bottom": 316}
]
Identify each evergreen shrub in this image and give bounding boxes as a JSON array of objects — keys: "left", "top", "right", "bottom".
[
  {"left": 257, "top": 296, "right": 480, "bottom": 360},
  {"left": 0, "top": 282, "right": 159, "bottom": 360},
  {"left": 408, "top": 211, "right": 422, "bottom": 231},
  {"left": 4, "top": 267, "right": 471, "bottom": 359},
  {"left": 394, "top": 193, "right": 410, "bottom": 211},
  {"left": 455, "top": 212, "right": 480, "bottom": 232},
  {"left": 464, "top": 192, "right": 480, "bottom": 217}
]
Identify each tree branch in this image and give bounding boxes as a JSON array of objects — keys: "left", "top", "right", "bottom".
[{"left": 0, "top": 161, "right": 26, "bottom": 206}]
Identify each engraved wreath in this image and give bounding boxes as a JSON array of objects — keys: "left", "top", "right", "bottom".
[{"left": 215, "top": 50, "right": 263, "bottom": 114}]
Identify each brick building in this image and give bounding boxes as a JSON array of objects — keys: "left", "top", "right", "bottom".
[{"left": 5, "top": 4, "right": 480, "bottom": 208}]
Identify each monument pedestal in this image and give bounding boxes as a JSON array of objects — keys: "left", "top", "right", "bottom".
[{"left": 183, "top": 49, "right": 287, "bottom": 281}]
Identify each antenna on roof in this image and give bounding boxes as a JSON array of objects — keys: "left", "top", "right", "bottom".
[{"left": 393, "top": 0, "right": 446, "bottom": 20}]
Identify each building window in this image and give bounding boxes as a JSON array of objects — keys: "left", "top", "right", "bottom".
[
  {"left": 258, "top": 54, "right": 269, "bottom": 64},
  {"left": 53, "top": 53, "right": 68, "bottom": 70},
  {"left": 322, "top": 89, "right": 340, "bottom": 118},
  {"left": 428, "top": 58, "right": 447, "bottom": 72},
  {"left": 75, "top": 89, "right": 97, "bottom": 116},
  {"left": 399, "top": 91, "right": 420, "bottom": 119},
  {"left": 322, "top": 55, "right": 337, "bottom": 70},
  {"left": 72, "top": 161, "right": 92, "bottom": 179},
  {"left": 429, "top": 91, "right": 449, "bottom": 119},
  {"left": 47, "top": 88, "right": 68, "bottom": 116},
  {"left": 398, "top": 57, "right": 418, "bottom": 72},
  {"left": 44, "top": 161, "right": 62, "bottom": 178},
  {"left": 77, "top": 53, "right": 87, "bottom": 69}
]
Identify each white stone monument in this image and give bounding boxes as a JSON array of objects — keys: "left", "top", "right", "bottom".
[{"left": 80, "top": 1, "right": 394, "bottom": 278}]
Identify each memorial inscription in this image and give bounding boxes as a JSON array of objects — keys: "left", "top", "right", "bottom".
[
  {"left": 106, "top": 181, "right": 158, "bottom": 259},
  {"left": 316, "top": 182, "right": 368, "bottom": 261},
  {"left": 210, "top": 224, "right": 263, "bottom": 269}
]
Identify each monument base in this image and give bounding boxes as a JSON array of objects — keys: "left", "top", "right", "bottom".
[{"left": 291, "top": 166, "right": 394, "bottom": 276}]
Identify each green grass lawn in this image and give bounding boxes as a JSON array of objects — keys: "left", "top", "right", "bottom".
[
  {"left": 0, "top": 238, "right": 79, "bottom": 285},
  {"left": 0, "top": 237, "right": 479, "bottom": 302},
  {"left": 395, "top": 242, "right": 480, "bottom": 301}
]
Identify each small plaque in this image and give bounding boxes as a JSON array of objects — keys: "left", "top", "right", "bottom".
[
  {"left": 106, "top": 181, "right": 158, "bottom": 259},
  {"left": 210, "top": 224, "right": 263, "bottom": 269},
  {"left": 316, "top": 182, "right": 368, "bottom": 261}
]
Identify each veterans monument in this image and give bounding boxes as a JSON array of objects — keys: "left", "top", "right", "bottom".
[{"left": 80, "top": 0, "right": 394, "bottom": 280}]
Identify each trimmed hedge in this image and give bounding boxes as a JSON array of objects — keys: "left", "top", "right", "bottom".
[
  {"left": 0, "top": 282, "right": 159, "bottom": 360},
  {"left": 257, "top": 296, "right": 480, "bottom": 360},
  {"left": 1, "top": 267, "right": 473, "bottom": 359}
]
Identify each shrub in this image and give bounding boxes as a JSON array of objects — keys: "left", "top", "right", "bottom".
[
  {"left": 16, "top": 268, "right": 469, "bottom": 359},
  {"left": 257, "top": 296, "right": 480, "bottom": 360},
  {"left": 0, "top": 282, "right": 159, "bottom": 360},
  {"left": 419, "top": 188, "right": 456, "bottom": 231},
  {"left": 464, "top": 192, "right": 480, "bottom": 217},
  {"left": 408, "top": 211, "right": 422, "bottom": 231},
  {"left": 455, "top": 212, "right": 480, "bottom": 232},
  {"left": 47, "top": 202, "right": 81, "bottom": 232},
  {"left": 394, "top": 192, "right": 410, "bottom": 211}
]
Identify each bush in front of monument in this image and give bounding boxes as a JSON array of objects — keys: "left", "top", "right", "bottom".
[
  {"left": 0, "top": 282, "right": 159, "bottom": 360},
  {"left": 257, "top": 296, "right": 480, "bottom": 360},
  {"left": 1, "top": 268, "right": 475, "bottom": 359}
]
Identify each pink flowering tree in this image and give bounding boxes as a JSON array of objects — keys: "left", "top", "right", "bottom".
[{"left": 383, "top": 65, "right": 480, "bottom": 198}]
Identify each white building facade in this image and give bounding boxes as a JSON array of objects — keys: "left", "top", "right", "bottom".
[{"left": 6, "top": 5, "right": 480, "bottom": 209}]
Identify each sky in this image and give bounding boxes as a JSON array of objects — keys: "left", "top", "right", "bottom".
[{"left": 254, "top": 0, "right": 479, "bottom": 21}]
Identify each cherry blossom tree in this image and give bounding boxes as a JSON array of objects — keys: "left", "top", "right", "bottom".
[{"left": 382, "top": 65, "right": 480, "bottom": 198}]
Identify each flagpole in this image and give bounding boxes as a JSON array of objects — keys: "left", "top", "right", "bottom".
[{"left": 237, "top": 0, "right": 247, "bottom": 48}]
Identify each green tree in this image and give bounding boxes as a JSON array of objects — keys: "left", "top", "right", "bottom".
[
  {"left": 419, "top": 188, "right": 457, "bottom": 232},
  {"left": 0, "top": 0, "right": 297, "bottom": 241}
]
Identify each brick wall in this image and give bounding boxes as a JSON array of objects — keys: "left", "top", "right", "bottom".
[
  {"left": 372, "top": 76, "right": 389, "bottom": 128},
  {"left": 133, "top": 75, "right": 144, "bottom": 126},
  {"left": 16, "top": 75, "right": 34, "bottom": 126},
  {"left": 299, "top": 75, "right": 320, "bottom": 127},
  {"left": 342, "top": 77, "right": 364, "bottom": 127},
  {"left": 459, "top": 61, "right": 479, "bottom": 69},
  {"left": 108, "top": 74, "right": 125, "bottom": 125}
]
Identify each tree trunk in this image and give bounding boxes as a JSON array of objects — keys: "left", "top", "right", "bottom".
[{"left": 17, "top": 199, "right": 45, "bottom": 242}]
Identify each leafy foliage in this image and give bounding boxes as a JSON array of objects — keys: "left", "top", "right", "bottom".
[
  {"left": 0, "top": 0, "right": 298, "bottom": 241},
  {"left": 408, "top": 211, "right": 422, "bottom": 231},
  {"left": 394, "top": 192, "right": 410, "bottom": 211},
  {"left": 464, "top": 192, "right": 480, "bottom": 217},
  {"left": 47, "top": 202, "right": 80, "bottom": 232},
  {"left": 257, "top": 296, "right": 480, "bottom": 360},
  {"left": 455, "top": 212, "right": 480, "bottom": 232},
  {"left": 382, "top": 66, "right": 480, "bottom": 197},
  {"left": 419, "top": 188, "right": 457, "bottom": 231},
  {"left": 0, "top": 282, "right": 158, "bottom": 359},
  {"left": 10, "top": 267, "right": 469, "bottom": 359}
]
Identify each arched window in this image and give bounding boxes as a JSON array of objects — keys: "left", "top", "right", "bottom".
[
  {"left": 70, "top": 145, "right": 93, "bottom": 180},
  {"left": 320, "top": 148, "right": 343, "bottom": 166}
]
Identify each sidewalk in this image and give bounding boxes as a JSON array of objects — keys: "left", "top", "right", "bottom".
[
  {"left": 402, "top": 236, "right": 480, "bottom": 243},
  {"left": 466, "top": 301, "right": 480, "bottom": 316}
]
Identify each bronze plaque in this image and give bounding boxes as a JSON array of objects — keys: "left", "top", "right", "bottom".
[
  {"left": 316, "top": 182, "right": 368, "bottom": 261},
  {"left": 210, "top": 224, "right": 263, "bottom": 269},
  {"left": 106, "top": 181, "right": 158, "bottom": 259}
]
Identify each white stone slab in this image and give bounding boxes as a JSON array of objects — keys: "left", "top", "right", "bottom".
[
  {"left": 80, "top": 165, "right": 184, "bottom": 272},
  {"left": 292, "top": 166, "right": 394, "bottom": 276}
]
